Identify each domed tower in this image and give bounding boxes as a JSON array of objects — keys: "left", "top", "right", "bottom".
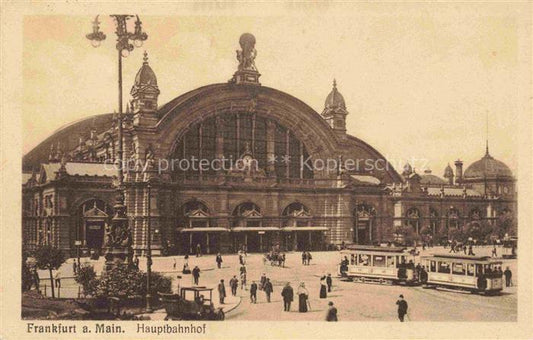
[
  {"left": 443, "top": 163, "right": 454, "bottom": 185},
  {"left": 131, "top": 51, "right": 160, "bottom": 126},
  {"left": 322, "top": 79, "right": 348, "bottom": 136},
  {"left": 463, "top": 144, "right": 515, "bottom": 197}
]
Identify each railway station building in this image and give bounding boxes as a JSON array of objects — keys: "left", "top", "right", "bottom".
[{"left": 22, "top": 34, "right": 517, "bottom": 256}]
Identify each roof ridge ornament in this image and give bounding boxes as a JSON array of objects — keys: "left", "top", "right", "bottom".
[{"left": 143, "top": 50, "right": 149, "bottom": 64}]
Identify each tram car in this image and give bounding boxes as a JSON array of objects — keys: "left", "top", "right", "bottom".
[
  {"left": 339, "top": 245, "right": 417, "bottom": 285},
  {"left": 420, "top": 254, "right": 504, "bottom": 295}
]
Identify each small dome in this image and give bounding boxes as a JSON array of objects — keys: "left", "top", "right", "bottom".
[
  {"left": 464, "top": 153, "right": 513, "bottom": 179},
  {"left": 421, "top": 170, "right": 447, "bottom": 185},
  {"left": 443, "top": 164, "right": 454, "bottom": 178},
  {"left": 134, "top": 51, "right": 157, "bottom": 86},
  {"left": 324, "top": 79, "right": 346, "bottom": 110}
]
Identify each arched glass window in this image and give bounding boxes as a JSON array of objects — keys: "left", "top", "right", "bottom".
[
  {"left": 429, "top": 208, "right": 439, "bottom": 235},
  {"left": 469, "top": 208, "right": 482, "bottom": 221},
  {"left": 447, "top": 207, "right": 460, "bottom": 229},
  {"left": 170, "top": 114, "right": 313, "bottom": 179},
  {"left": 405, "top": 207, "right": 421, "bottom": 234},
  {"left": 178, "top": 201, "right": 211, "bottom": 228},
  {"left": 232, "top": 202, "right": 262, "bottom": 228},
  {"left": 282, "top": 202, "right": 311, "bottom": 227}
]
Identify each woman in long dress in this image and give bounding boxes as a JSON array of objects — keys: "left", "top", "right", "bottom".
[
  {"left": 319, "top": 276, "right": 327, "bottom": 298},
  {"left": 298, "top": 282, "right": 309, "bottom": 312}
]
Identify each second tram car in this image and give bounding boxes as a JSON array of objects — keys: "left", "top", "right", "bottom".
[
  {"left": 339, "top": 245, "right": 417, "bottom": 285},
  {"left": 420, "top": 254, "right": 504, "bottom": 295}
]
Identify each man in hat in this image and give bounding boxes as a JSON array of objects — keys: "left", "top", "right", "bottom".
[
  {"left": 281, "top": 282, "right": 294, "bottom": 312},
  {"left": 215, "top": 253, "right": 223, "bottom": 269},
  {"left": 326, "top": 301, "right": 338, "bottom": 321},
  {"left": 192, "top": 265, "right": 201, "bottom": 285},
  {"left": 396, "top": 294, "right": 408, "bottom": 322},
  {"left": 218, "top": 279, "right": 226, "bottom": 304},
  {"left": 250, "top": 281, "right": 258, "bottom": 303},
  {"left": 326, "top": 273, "right": 333, "bottom": 292},
  {"left": 264, "top": 278, "right": 273, "bottom": 303}
]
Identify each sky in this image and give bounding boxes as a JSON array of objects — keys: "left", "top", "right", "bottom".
[{"left": 22, "top": 7, "right": 529, "bottom": 177}]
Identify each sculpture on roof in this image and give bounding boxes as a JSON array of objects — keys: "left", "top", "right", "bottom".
[{"left": 236, "top": 33, "right": 258, "bottom": 72}]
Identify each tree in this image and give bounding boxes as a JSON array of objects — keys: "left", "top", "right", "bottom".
[
  {"left": 96, "top": 264, "right": 172, "bottom": 299},
  {"left": 33, "top": 245, "right": 66, "bottom": 298},
  {"left": 22, "top": 252, "right": 33, "bottom": 292},
  {"left": 75, "top": 264, "right": 99, "bottom": 297}
]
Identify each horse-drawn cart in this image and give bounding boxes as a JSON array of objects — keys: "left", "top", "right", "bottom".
[{"left": 265, "top": 252, "right": 285, "bottom": 266}]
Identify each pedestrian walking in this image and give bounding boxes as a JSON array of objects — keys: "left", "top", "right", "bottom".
[
  {"left": 134, "top": 255, "right": 140, "bottom": 269},
  {"left": 54, "top": 270, "right": 61, "bottom": 289},
  {"left": 306, "top": 251, "right": 312, "bottom": 265},
  {"left": 216, "top": 253, "right": 223, "bottom": 269},
  {"left": 468, "top": 244, "right": 475, "bottom": 256},
  {"left": 73, "top": 260, "right": 77, "bottom": 275},
  {"left": 326, "top": 273, "right": 333, "bottom": 292},
  {"left": 173, "top": 258, "right": 177, "bottom": 270},
  {"left": 250, "top": 281, "right": 258, "bottom": 303},
  {"left": 491, "top": 246, "right": 498, "bottom": 258},
  {"left": 281, "top": 253, "right": 286, "bottom": 267},
  {"left": 32, "top": 268, "right": 40, "bottom": 291},
  {"left": 504, "top": 267, "right": 512, "bottom": 287},
  {"left": 281, "top": 282, "right": 294, "bottom": 311},
  {"left": 297, "top": 282, "right": 309, "bottom": 312},
  {"left": 240, "top": 265, "right": 247, "bottom": 275},
  {"left": 196, "top": 243, "right": 202, "bottom": 257},
  {"left": 463, "top": 244, "right": 467, "bottom": 254},
  {"left": 260, "top": 273, "right": 267, "bottom": 290},
  {"left": 230, "top": 275, "right": 239, "bottom": 296},
  {"left": 326, "top": 301, "right": 338, "bottom": 321},
  {"left": 183, "top": 255, "right": 191, "bottom": 274},
  {"left": 319, "top": 275, "right": 327, "bottom": 298},
  {"left": 396, "top": 294, "right": 408, "bottom": 322},
  {"left": 240, "top": 271, "right": 247, "bottom": 290},
  {"left": 301, "top": 251, "right": 307, "bottom": 265},
  {"left": 239, "top": 250, "right": 244, "bottom": 266},
  {"left": 218, "top": 279, "right": 226, "bottom": 304},
  {"left": 264, "top": 278, "right": 273, "bottom": 302},
  {"left": 192, "top": 265, "right": 201, "bottom": 285}
]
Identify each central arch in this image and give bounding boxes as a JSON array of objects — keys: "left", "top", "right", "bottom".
[{"left": 156, "top": 84, "right": 342, "bottom": 179}]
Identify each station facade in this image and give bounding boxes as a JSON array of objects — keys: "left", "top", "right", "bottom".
[{"left": 22, "top": 35, "right": 517, "bottom": 256}]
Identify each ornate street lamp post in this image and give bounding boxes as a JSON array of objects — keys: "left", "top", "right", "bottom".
[
  {"left": 86, "top": 15, "right": 148, "bottom": 270},
  {"left": 145, "top": 180, "right": 153, "bottom": 312}
]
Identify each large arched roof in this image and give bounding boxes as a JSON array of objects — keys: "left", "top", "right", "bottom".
[
  {"left": 22, "top": 113, "right": 114, "bottom": 171},
  {"left": 23, "top": 83, "right": 402, "bottom": 183},
  {"left": 154, "top": 83, "right": 402, "bottom": 182}
]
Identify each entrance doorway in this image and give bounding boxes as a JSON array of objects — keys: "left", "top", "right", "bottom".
[
  {"left": 234, "top": 232, "right": 273, "bottom": 253},
  {"left": 78, "top": 199, "right": 113, "bottom": 254}
]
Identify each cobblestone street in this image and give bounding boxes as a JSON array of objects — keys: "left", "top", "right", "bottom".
[{"left": 38, "top": 246, "right": 517, "bottom": 321}]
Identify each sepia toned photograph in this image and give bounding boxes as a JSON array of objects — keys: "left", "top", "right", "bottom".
[{"left": 2, "top": 1, "right": 532, "bottom": 339}]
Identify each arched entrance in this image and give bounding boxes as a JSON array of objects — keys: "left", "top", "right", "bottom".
[
  {"left": 177, "top": 200, "right": 221, "bottom": 255},
  {"left": 232, "top": 202, "right": 269, "bottom": 252},
  {"left": 76, "top": 199, "right": 113, "bottom": 254},
  {"left": 281, "top": 202, "right": 322, "bottom": 251},
  {"left": 354, "top": 204, "right": 376, "bottom": 244}
]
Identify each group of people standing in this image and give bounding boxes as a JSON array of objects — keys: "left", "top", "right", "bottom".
[{"left": 301, "top": 251, "right": 313, "bottom": 265}]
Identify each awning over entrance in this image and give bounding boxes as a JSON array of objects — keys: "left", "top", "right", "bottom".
[
  {"left": 282, "top": 227, "right": 329, "bottom": 231},
  {"left": 178, "top": 227, "right": 229, "bottom": 232},
  {"left": 231, "top": 227, "right": 280, "bottom": 232}
]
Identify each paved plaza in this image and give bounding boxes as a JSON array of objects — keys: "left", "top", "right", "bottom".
[{"left": 38, "top": 246, "right": 517, "bottom": 321}]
